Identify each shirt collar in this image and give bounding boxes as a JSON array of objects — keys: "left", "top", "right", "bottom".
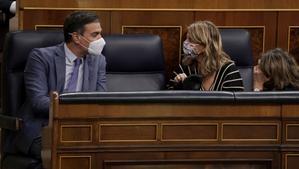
[{"left": 64, "top": 43, "right": 78, "bottom": 62}]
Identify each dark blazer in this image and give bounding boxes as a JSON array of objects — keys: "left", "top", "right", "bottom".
[
  {"left": 4, "top": 43, "right": 107, "bottom": 154},
  {"left": 0, "top": 0, "right": 13, "bottom": 14}
]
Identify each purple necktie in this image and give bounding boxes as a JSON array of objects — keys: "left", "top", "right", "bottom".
[{"left": 66, "top": 58, "right": 82, "bottom": 92}]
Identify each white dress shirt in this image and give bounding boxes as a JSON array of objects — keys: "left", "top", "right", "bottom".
[{"left": 63, "top": 43, "right": 84, "bottom": 92}]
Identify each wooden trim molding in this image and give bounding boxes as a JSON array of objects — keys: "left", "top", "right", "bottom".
[
  {"left": 60, "top": 124, "right": 93, "bottom": 143},
  {"left": 285, "top": 153, "right": 299, "bottom": 169},
  {"left": 98, "top": 123, "right": 158, "bottom": 142},
  {"left": 286, "top": 123, "right": 299, "bottom": 141},
  {"left": 35, "top": 24, "right": 63, "bottom": 30},
  {"left": 288, "top": 26, "right": 299, "bottom": 52},
  {"left": 161, "top": 123, "right": 219, "bottom": 142},
  {"left": 221, "top": 122, "right": 280, "bottom": 142},
  {"left": 59, "top": 155, "right": 92, "bottom": 169},
  {"left": 21, "top": 7, "right": 299, "bottom": 12}
]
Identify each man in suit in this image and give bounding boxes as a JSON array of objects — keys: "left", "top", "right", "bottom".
[{"left": 4, "top": 11, "right": 107, "bottom": 169}]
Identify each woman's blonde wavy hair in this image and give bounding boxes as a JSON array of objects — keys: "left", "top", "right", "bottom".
[
  {"left": 186, "top": 21, "right": 231, "bottom": 77},
  {"left": 259, "top": 48, "right": 299, "bottom": 90}
]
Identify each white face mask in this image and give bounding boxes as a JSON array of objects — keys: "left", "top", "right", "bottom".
[
  {"left": 71, "top": 33, "right": 106, "bottom": 56},
  {"left": 86, "top": 37, "right": 106, "bottom": 56}
]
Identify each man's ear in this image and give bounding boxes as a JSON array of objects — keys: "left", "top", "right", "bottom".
[{"left": 71, "top": 32, "right": 80, "bottom": 44}]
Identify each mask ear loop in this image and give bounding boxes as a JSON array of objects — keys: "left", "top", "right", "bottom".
[
  {"left": 68, "top": 33, "right": 91, "bottom": 52},
  {"left": 68, "top": 33, "right": 75, "bottom": 39},
  {"left": 68, "top": 33, "right": 82, "bottom": 42},
  {"left": 69, "top": 33, "right": 90, "bottom": 42}
]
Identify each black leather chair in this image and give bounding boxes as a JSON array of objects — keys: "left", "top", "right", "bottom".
[
  {"left": 1, "top": 30, "right": 64, "bottom": 169},
  {"left": 0, "top": 31, "right": 165, "bottom": 168},
  {"left": 220, "top": 29, "right": 254, "bottom": 91},
  {"left": 103, "top": 34, "right": 165, "bottom": 92}
]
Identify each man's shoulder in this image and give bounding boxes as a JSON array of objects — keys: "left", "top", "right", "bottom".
[
  {"left": 30, "top": 43, "right": 64, "bottom": 59},
  {"left": 32, "top": 43, "right": 63, "bottom": 53}
]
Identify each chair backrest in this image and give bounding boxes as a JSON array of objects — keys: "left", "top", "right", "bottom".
[
  {"left": 2, "top": 31, "right": 166, "bottom": 117},
  {"left": 103, "top": 34, "right": 165, "bottom": 92},
  {"left": 220, "top": 29, "right": 253, "bottom": 91},
  {"left": 2, "top": 30, "right": 64, "bottom": 117}
]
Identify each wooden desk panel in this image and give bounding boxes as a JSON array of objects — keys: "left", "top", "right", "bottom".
[
  {"left": 46, "top": 94, "right": 295, "bottom": 169},
  {"left": 56, "top": 104, "right": 281, "bottom": 119}
]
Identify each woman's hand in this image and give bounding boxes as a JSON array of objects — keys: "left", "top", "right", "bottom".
[
  {"left": 174, "top": 73, "right": 187, "bottom": 83},
  {"left": 253, "top": 65, "right": 268, "bottom": 91}
]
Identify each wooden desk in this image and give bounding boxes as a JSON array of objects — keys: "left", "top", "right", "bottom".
[{"left": 45, "top": 91, "right": 299, "bottom": 169}]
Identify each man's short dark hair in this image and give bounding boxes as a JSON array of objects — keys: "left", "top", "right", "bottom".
[{"left": 63, "top": 11, "right": 99, "bottom": 43}]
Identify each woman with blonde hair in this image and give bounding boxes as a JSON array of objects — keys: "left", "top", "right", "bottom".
[
  {"left": 173, "top": 20, "right": 244, "bottom": 91},
  {"left": 254, "top": 48, "right": 299, "bottom": 91}
]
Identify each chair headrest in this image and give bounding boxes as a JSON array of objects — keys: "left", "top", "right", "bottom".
[
  {"left": 103, "top": 34, "right": 165, "bottom": 72},
  {"left": 220, "top": 29, "right": 253, "bottom": 67},
  {"left": 3, "top": 30, "right": 64, "bottom": 71}
]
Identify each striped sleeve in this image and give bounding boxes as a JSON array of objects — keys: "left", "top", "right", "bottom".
[{"left": 221, "top": 62, "right": 244, "bottom": 91}]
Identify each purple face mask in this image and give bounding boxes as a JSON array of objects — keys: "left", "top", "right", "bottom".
[{"left": 183, "top": 39, "right": 198, "bottom": 59}]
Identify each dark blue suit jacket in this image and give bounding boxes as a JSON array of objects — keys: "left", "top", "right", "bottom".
[{"left": 5, "top": 43, "right": 107, "bottom": 154}]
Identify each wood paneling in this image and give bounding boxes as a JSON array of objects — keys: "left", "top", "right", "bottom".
[
  {"left": 60, "top": 125, "right": 92, "bottom": 143},
  {"left": 104, "top": 160, "right": 270, "bottom": 169},
  {"left": 286, "top": 124, "right": 299, "bottom": 142},
  {"left": 99, "top": 124, "right": 157, "bottom": 142},
  {"left": 21, "top": 10, "right": 111, "bottom": 34},
  {"left": 56, "top": 104, "right": 281, "bottom": 119},
  {"left": 288, "top": 27, "right": 299, "bottom": 63},
  {"left": 195, "top": 11, "right": 277, "bottom": 65},
  {"left": 111, "top": 11, "right": 193, "bottom": 79},
  {"left": 20, "top": 0, "right": 299, "bottom": 9},
  {"left": 110, "top": 11, "right": 193, "bottom": 33},
  {"left": 285, "top": 154, "right": 299, "bottom": 169},
  {"left": 59, "top": 155, "right": 92, "bottom": 169},
  {"left": 18, "top": 0, "right": 299, "bottom": 78},
  {"left": 277, "top": 12, "right": 299, "bottom": 63},
  {"left": 19, "top": 9, "right": 299, "bottom": 71},
  {"left": 123, "top": 26, "right": 182, "bottom": 80},
  {"left": 161, "top": 123, "right": 218, "bottom": 141},
  {"left": 282, "top": 104, "right": 299, "bottom": 117},
  {"left": 47, "top": 95, "right": 292, "bottom": 169},
  {"left": 222, "top": 123, "right": 279, "bottom": 142}
]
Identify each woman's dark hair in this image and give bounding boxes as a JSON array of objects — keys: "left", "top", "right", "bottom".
[
  {"left": 259, "top": 48, "right": 299, "bottom": 90},
  {"left": 63, "top": 11, "right": 99, "bottom": 43}
]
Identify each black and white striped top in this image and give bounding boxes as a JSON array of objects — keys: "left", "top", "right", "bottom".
[
  {"left": 202, "top": 61, "right": 244, "bottom": 91},
  {"left": 170, "top": 61, "right": 244, "bottom": 91}
]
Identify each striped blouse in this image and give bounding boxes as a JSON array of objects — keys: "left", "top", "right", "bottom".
[
  {"left": 202, "top": 61, "right": 244, "bottom": 91},
  {"left": 170, "top": 61, "right": 244, "bottom": 91}
]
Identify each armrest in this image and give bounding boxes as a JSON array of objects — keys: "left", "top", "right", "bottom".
[
  {"left": 59, "top": 91, "right": 235, "bottom": 104},
  {"left": 234, "top": 91, "right": 299, "bottom": 104},
  {"left": 0, "top": 113, "right": 22, "bottom": 131}
]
